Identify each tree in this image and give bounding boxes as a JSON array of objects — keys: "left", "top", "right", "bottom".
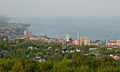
[
  {"left": 75, "top": 65, "right": 90, "bottom": 72},
  {"left": 52, "top": 55, "right": 73, "bottom": 72},
  {"left": 72, "top": 52, "right": 88, "bottom": 67},
  {"left": 11, "top": 61, "right": 24, "bottom": 72}
]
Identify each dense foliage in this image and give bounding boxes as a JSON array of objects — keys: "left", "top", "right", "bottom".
[{"left": 0, "top": 38, "right": 120, "bottom": 72}]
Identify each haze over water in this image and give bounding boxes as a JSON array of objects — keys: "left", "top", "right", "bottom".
[
  {"left": 0, "top": 0, "right": 120, "bottom": 40},
  {"left": 14, "top": 17, "right": 120, "bottom": 40}
]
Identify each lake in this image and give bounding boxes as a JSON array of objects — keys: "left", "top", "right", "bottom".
[{"left": 13, "top": 17, "right": 120, "bottom": 40}]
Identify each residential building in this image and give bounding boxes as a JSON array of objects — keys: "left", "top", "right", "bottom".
[
  {"left": 73, "top": 40, "right": 80, "bottom": 46},
  {"left": 106, "top": 40, "right": 120, "bottom": 48},
  {"left": 80, "top": 36, "right": 91, "bottom": 46},
  {"left": 0, "top": 28, "right": 10, "bottom": 38}
]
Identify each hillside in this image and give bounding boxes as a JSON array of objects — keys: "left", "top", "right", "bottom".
[{"left": 0, "top": 16, "right": 30, "bottom": 38}]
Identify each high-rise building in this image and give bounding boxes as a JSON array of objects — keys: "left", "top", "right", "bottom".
[
  {"left": 73, "top": 32, "right": 80, "bottom": 46},
  {"left": 77, "top": 32, "right": 80, "bottom": 40}
]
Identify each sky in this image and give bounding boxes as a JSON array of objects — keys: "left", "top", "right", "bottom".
[{"left": 0, "top": 0, "right": 120, "bottom": 17}]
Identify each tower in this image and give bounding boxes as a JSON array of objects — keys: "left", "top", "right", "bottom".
[{"left": 66, "top": 34, "right": 70, "bottom": 42}]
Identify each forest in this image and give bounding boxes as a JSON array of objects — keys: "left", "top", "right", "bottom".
[{"left": 0, "top": 38, "right": 120, "bottom": 72}]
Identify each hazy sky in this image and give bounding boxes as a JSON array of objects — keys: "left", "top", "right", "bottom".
[{"left": 0, "top": 0, "right": 120, "bottom": 17}]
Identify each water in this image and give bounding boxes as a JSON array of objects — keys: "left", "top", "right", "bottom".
[{"left": 13, "top": 17, "right": 120, "bottom": 40}]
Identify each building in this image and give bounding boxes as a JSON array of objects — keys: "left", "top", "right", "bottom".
[
  {"left": 17, "top": 30, "right": 33, "bottom": 39},
  {"left": 73, "top": 32, "right": 80, "bottom": 46},
  {"left": 65, "top": 35, "right": 71, "bottom": 42},
  {"left": 73, "top": 40, "right": 80, "bottom": 46},
  {"left": 80, "top": 36, "right": 91, "bottom": 46},
  {"left": 58, "top": 38, "right": 65, "bottom": 44},
  {"left": 91, "top": 40, "right": 106, "bottom": 46},
  {"left": 33, "top": 57, "right": 46, "bottom": 62},
  {"left": 17, "top": 30, "right": 57, "bottom": 43},
  {"left": 110, "top": 54, "right": 120, "bottom": 61},
  {"left": 23, "top": 30, "right": 32, "bottom": 38},
  {"left": 0, "top": 28, "right": 10, "bottom": 38},
  {"left": 106, "top": 40, "right": 120, "bottom": 48}
]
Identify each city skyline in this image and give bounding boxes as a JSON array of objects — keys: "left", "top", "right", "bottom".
[
  {"left": 0, "top": 1, "right": 120, "bottom": 71},
  {"left": 0, "top": 0, "right": 120, "bottom": 40}
]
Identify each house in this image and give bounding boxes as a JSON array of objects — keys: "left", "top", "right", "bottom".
[
  {"left": 33, "top": 57, "right": 46, "bottom": 62},
  {"left": 0, "top": 28, "right": 10, "bottom": 38},
  {"left": 110, "top": 54, "right": 120, "bottom": 61},
  {"left": 89, "top": 48, "right": 97, "bottom": 54}
]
